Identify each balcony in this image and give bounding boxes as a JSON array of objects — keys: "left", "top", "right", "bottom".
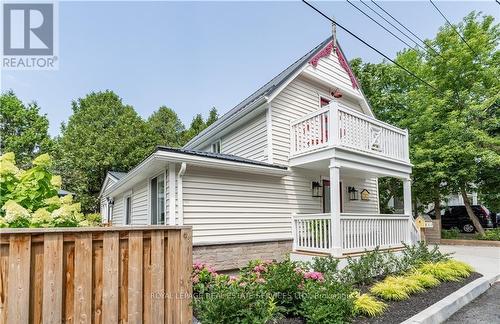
[{"left": 290, "top": 103, "right": 409, "bottom": 163}]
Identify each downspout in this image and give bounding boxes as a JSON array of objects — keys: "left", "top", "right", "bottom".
[{"left": 177, "top": 162, "right": 187, "bottom": 225}]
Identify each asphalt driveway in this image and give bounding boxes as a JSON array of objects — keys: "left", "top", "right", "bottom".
[
  {"left": 444, "top": 282, "right": 500, "bottom": 324},
  {"left": 437, "top": 244, "right": 500, "bottom": 278}
]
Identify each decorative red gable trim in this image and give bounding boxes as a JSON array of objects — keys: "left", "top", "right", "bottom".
[
  {"left": 335, "top": 46, "right": 359, "bottom": 90},
  {"left": 308, "top": 41, "right": 359, "bottom": 90},
  {"left": 309, "top": 41, "right": 334, "bottom": 67}
]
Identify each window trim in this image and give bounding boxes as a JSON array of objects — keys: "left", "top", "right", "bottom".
[
  {"left": 123, "top": 192, "right": 132, "bottom": 225},
  {"left": 211, "top": 139, "right": 222, "bottom": 153},
  {"left": 149, "top": 171, "right": 166, "bottom": 225}
]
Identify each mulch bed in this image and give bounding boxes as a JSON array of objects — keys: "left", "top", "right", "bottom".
[
  {"left": 276, "top": 272, "right": 482, "bottom": 324},
  {"left": 354, "top": 272, "right": 483, "bottom": 324}
]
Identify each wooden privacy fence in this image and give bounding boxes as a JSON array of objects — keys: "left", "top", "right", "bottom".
[{"left": 0, "top": 226, "right": 193, "bottom": 324}]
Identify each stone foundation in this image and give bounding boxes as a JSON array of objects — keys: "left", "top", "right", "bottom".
[{"left": 193, "top": 240, "right": 293, "bottom": 271}]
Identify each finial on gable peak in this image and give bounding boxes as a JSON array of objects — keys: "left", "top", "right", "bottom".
[{"left": 332, "top": 16, "right": 337, "bottom": 49}]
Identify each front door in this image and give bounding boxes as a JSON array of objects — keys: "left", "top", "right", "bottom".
[{"left": 322, "top": 180, "right": 343, "bottom": 213}]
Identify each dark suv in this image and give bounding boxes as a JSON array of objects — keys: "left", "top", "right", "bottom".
[{"left": 427, "top": 205, "right": 494, "bottom": 233}]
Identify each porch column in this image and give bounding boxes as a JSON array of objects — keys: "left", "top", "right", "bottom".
[
  {"left": 329, "top": 160, "right": 342, "bottom": 257},
  {"left": 403, "top": 178, "right": 412, "bottom": 244}
]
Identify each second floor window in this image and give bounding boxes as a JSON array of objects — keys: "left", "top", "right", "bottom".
[
  {"left": 150, "top": 174, "right": 165, "bottom": 225},
  {"left": 211, "top": 140, "right": 221, "bottom": 153}
]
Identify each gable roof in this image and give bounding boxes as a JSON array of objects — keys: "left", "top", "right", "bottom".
[
  {"left": 108, "top": 171, "right": 127, "bottom": 181},
  {"left": 184, "top": 37, "right": 335, "bottom": 148}
]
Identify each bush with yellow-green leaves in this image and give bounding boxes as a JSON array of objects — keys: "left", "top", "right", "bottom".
[
  {"left": 0, "top": 152, "right": 101, "bottom": 228},
  {"left": 370, "top": 260, "right": 474, "bottom": 302}
]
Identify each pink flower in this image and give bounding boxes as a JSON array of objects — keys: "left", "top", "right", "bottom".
[
  {"left": 253, "top": 264, "right": 266, "bottom": 273},
  {"left": 304, "top": 271, "right": 324, "bottom": 282},
  {"left": 255, "top": 278, "right": 266, "bottom": 284},
  {"left": 191, "top": 275, "right": 200, "bottom": 284},
  {"left": 239, "top": 282, "right": 247, "bottom": 287}
]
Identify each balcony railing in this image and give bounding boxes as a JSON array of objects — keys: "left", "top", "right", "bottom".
[
  {"left": 290, "top": 103, "right": 409, "bottom": 162},
  {"left": 292, "top": 213, "right": 417, "bottom": 255}
]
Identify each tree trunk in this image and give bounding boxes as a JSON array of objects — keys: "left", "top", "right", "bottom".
[
  {"left": 461, "top": 187, "right": 485, "bottom": 235},
  {"left": 434, "top": 196, "right": 441, "bottom": 221}
]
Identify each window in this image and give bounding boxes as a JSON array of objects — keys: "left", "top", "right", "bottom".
[
  {"left": 322, "top": 180, "right": 343, "bottom": 213},
  {"left": 107, "top": 199, "right": 113, "bottom": 223},
  {"left": 151, "top": 174, "right": 165, "bottom": 225},
  {"left": 125, "top": 196, "right": 132, "bottom": 225},
  {"left": 211, "top": 140, "right": 221, "bottom": 153},
  {"left": 320, "top": 97, "right": 331, "bottom": 107}
]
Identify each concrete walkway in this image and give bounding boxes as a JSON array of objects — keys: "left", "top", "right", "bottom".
[
  {"left": 437, "top": 244, "right": 500, "bottom": 278},
  {"left": 444, "top": 282, "right": 500, "bottom": 324}
]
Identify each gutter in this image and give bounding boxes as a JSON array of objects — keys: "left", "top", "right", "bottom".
[{"left": 177, "top": 162, "right": 187, "bottom": 225}]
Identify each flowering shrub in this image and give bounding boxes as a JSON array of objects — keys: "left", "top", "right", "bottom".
[
  {"left": 192, "top": 246, "right": 473, "bottom": 323},
  {"left": 192, "top": 261, "right": 218, "bottom": 295},
  {"left": 301, "top": 279, "right": 355, "bottom": 324},
  {"left": 0, "top": 152, "right": 100, "bottom": 228}
]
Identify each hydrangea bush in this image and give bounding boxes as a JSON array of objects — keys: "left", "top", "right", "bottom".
[{"left": 0, "top": 152, "right": 100, "bottom": 228}]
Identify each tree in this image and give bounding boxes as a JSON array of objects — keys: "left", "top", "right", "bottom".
[
  {"left": 206, "top": 107, "right": 219, "bottom": 127},
  {"left": 0, "top": 91, "right": 52, "bottom": 167},
  {"left": 352, "top": 12, "right": 499, "bottom": 233},
  {"left": 181, "top": 108, "right": 219, "bottom": 144},
  {"left": 57, "top": 91, "right": 157, "bottom": 212},
  {"left": 148, "top": 106, "right": 185, "bottom": 147}
]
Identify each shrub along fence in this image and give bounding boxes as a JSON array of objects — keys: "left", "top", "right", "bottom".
[{"left": 0, "top": 226, "right": 192, "bottom": 324}]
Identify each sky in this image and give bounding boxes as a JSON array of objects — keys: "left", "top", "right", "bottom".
[{"left": 1, "top": 1, "right": 498, "bottom": 136}]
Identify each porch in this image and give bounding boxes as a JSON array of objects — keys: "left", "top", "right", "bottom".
[
  {"left": 292, "top": 213, "right": 419, "bottom": 256},
  {"left": 288, "top": 101, "right": 417, "bottom": 257}
]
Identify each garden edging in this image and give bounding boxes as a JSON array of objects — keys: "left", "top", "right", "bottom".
[
  {"left": 439, "top": 239, "right": 500, "bottom": 247},
  {"left": 400, "top": 273, "right": 500, "bottom": 324}
]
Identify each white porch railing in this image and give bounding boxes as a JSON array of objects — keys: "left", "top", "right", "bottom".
[
  {"left": 340, "top": 214, "right": 409, "bottom": 253},
  {"left": 290, "top": 104, "right": 409, "bottom": 162},
  {"left": 292, "top": 213, "right": 414, "bottom": 255},
  {"left": 292, "top": 213, "right": 331, "bottom": 253}
]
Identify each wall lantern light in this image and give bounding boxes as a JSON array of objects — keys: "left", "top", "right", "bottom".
[
  {"left": 348, "top": 186, "right": 359, "bottom": 200},
  {"left": 312, "top": 181, "right": 322, "bottom": 197}
]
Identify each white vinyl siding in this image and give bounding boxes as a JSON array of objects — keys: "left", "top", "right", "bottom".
[
  {"left": 271, "top": 76, "right": 365, "bottom": 165},
  {"left": 221, "top": 112, "right": 267, "bottom": 162},
  {"left": 112, "top": 194, "right": 123, "bottom": 225},
  {"left": 131, "top": 180, "right": 149, "bottom": 225},
  {"left": 182, "top": 166, "right": 321, "bottom": 244},
  {"left": 341, "top": 177, "right": 379, "bottom": 214},
  {"left": 111, "top": 180, "right": 149, "bottom": 225},
  {"left": 302, "top": 49, "right": 363, "bottom": 97}
]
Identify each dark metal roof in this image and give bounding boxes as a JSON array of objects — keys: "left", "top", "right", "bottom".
[
  {"left": 156, "top": 146, "right": 288, "bottom": 170},
  {"left": 185, "top": 36, "right": 334, "bottom": 147},
  {"left": 108, "top": 171, "right": 127, "bottom": 180}
]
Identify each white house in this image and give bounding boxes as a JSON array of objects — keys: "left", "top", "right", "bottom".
[{"left": 100, "top": 37, "right": 419, "bottom": 270}]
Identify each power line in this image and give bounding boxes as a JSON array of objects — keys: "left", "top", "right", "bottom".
[
  {"left": 429, "top": 0, "right": 479, "bottom": 57},
  {"left": 301, "top": 0, "right": 437, "bottom": 92},
  {"left": 346, "top": 0, "right": 415, "bottom": 50},
  {"left": 369, "top": 0, "right": 442, "bottom": 57}
]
